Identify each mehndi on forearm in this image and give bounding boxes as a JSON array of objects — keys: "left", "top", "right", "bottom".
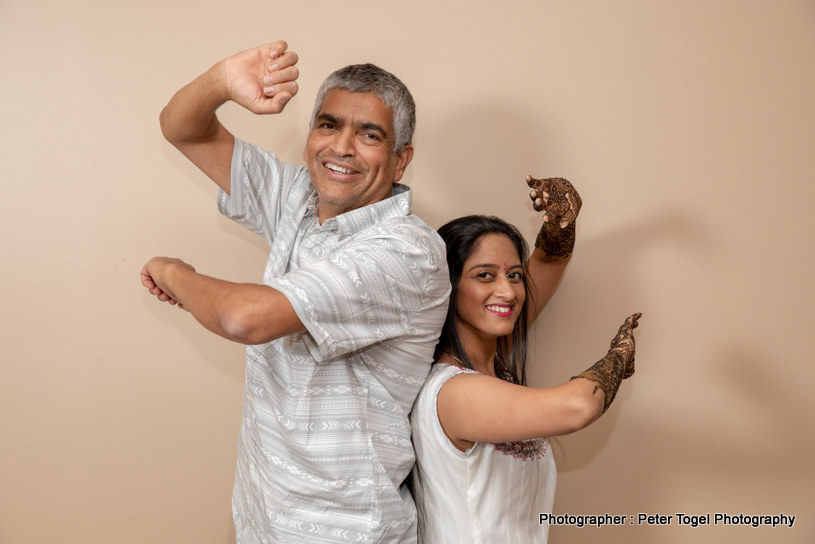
[
  {"left": 527, "top": 176, "right": 582, "bottom": 262},
  {"left": 571, "top": 313, "right": 641, "bottom": 412}
]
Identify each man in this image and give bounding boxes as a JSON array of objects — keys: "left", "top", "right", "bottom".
[{"left": 141, "top": 41, "right": 450, "bottom": 543}]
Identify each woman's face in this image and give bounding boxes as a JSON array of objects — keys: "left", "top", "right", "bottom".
[{"left": 455, "top": 233, "right": 526, "bottom": 343}]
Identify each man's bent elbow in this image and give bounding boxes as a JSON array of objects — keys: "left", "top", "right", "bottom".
[
  {"left": 218, "top": 299, "right": 300, "bottom": 346},
  {"left": 219, "top": 313, "right": 272, "bottom": 346},
  {"left": 159, "top": 106, "right": 181, "bottom": 146}
]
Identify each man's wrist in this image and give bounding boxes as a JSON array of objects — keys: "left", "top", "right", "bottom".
[
  {"left": 156, "top": 259, "right": 189, "bottom": 298},
  {"left": 200, "top": 60, "right": 232, "bottom": 108}
]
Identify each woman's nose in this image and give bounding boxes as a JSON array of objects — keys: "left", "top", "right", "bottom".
[{"left": 494, "top": 275, "right": 517, "bottom": 300}]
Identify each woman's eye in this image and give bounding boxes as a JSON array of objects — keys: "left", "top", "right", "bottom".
[
  {"left": 476, "top": 272, "right": 494, "bottom": 280},
  {"left": 508, "top": 272, "right": 524, "bottom": 281}
]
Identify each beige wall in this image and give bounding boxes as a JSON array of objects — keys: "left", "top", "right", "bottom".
[{"left": 2, "top": 1, "right": 813, "bottom": 542}]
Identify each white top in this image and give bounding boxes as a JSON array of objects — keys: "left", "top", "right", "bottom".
[
  {"left": 218, "top": 139, "right": 450, "bottom": 543},
  {"left": 411, "top": 364, "right": 557, "bottom": 543}
]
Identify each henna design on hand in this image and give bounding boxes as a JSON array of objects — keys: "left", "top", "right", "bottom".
[
  {"left": 571, "top": 313, "right": 642, "bottom": 412},
  {"left": 526, "top": 176, "right": 582, "bottom": 262}
]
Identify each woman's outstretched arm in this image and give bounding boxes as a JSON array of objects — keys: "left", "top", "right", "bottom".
[{"left": 437, "top": 313, "right": 640, "bottom": 451}]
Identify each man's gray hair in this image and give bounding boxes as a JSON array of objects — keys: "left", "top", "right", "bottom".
[{"left": 310, "top": 64, "right": 416, "bottom": 153}]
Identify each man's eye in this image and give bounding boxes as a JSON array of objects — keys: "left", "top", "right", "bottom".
[{"left": 361, "top": 132, "right": 381, "bottom": 141}]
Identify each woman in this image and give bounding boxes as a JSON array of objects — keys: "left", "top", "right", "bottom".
[{"left": 410, "top": 176, "right": 641, "bottom": 543}]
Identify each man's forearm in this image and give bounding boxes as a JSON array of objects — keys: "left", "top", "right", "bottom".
[
  {"left": 158, "top": 62, "right": 235, "bottom": 192},
  {"left": 159, "top": 62, "right": 229, "bottom": 145},
  {"left": 151, "top": 259, "right": 304, "bottom": 345}
]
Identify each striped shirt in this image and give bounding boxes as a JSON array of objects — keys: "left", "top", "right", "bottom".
[{"left": 218, "top": 139, "right": 450, "bottom": 543}]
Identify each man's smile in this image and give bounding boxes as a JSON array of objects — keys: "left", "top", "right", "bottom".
[{"left": 324, "top": 161, "right": 356, "bottom": 175}]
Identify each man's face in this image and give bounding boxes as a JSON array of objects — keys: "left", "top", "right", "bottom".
[{"left": 304, "top": 88, "right": 413, "bottom": 222}]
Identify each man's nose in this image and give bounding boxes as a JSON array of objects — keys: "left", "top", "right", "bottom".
[{"left": 330, "top": 128, "right": 356, "bottom": 156}]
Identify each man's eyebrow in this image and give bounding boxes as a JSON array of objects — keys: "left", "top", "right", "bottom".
[
  {"left": 316, "top": 113, "right": 340, "bottom": 124},
  {"left": 315, "top": 114, "right": 389, "bottom": 138},
  {"left": 358, "top": 121, "right": 387, "bottom": 136}
]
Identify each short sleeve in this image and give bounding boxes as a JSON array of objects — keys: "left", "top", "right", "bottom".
[
  {"left": 217, "top": 138, "right": 311, "bottom": 241},
  {"left": 267, "top": 221, "right": 449, "bottom": 362}
]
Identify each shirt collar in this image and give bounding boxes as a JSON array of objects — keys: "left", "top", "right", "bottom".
[{"left": 314, "top": 183, "right": 413, "bottom": 239}]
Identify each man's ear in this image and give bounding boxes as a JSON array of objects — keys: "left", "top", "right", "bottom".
[{"left": 392, "top": 145, "right": 414, "bottom": 182}]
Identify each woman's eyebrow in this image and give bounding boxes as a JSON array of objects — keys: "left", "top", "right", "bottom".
[
  {"left": 466, "top": 263, "right": 499, "bottom": 272},
  {"left": 467, "top": 262, "right": 523, "bottom": 271}
]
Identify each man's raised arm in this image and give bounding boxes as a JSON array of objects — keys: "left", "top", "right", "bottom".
[{"left": 159, "top": 41, "right": 299, "bottom": 193}]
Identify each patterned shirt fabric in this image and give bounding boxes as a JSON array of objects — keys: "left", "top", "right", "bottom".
[
  {"left": 411, "top": 364, "right": 557, "bottom": 543},
  {"left": 218, "top": 138, "right": 450, "bottom": 543}
]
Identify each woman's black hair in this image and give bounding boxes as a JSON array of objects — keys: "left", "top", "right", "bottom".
[
  {"left": 409, "top": 215, "right": 535, "bottom": 539},
  {"left": 435, "top": 215, "right": 533, "bottom": 385}
]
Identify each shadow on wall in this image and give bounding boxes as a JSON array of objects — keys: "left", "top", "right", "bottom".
[
  {"left": 535, "top": 208, "right": 710, "bottom": 464},
  {"left": 539, "top": 217, "right": 814, "bottom": 542},
  {"left": 550, "top": 342, "right": 814, "bottom": 544},
  {"left": 411, "top": 99, "right": 556, "bottom": 229}
]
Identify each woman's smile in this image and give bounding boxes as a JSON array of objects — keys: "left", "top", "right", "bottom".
[{"left": 455, "top": 233, "right": 526, "bottom": 345}]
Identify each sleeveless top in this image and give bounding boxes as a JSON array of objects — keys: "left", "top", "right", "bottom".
[{"left": 410, "top": 363, "right": 557, "bottom": 543}]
